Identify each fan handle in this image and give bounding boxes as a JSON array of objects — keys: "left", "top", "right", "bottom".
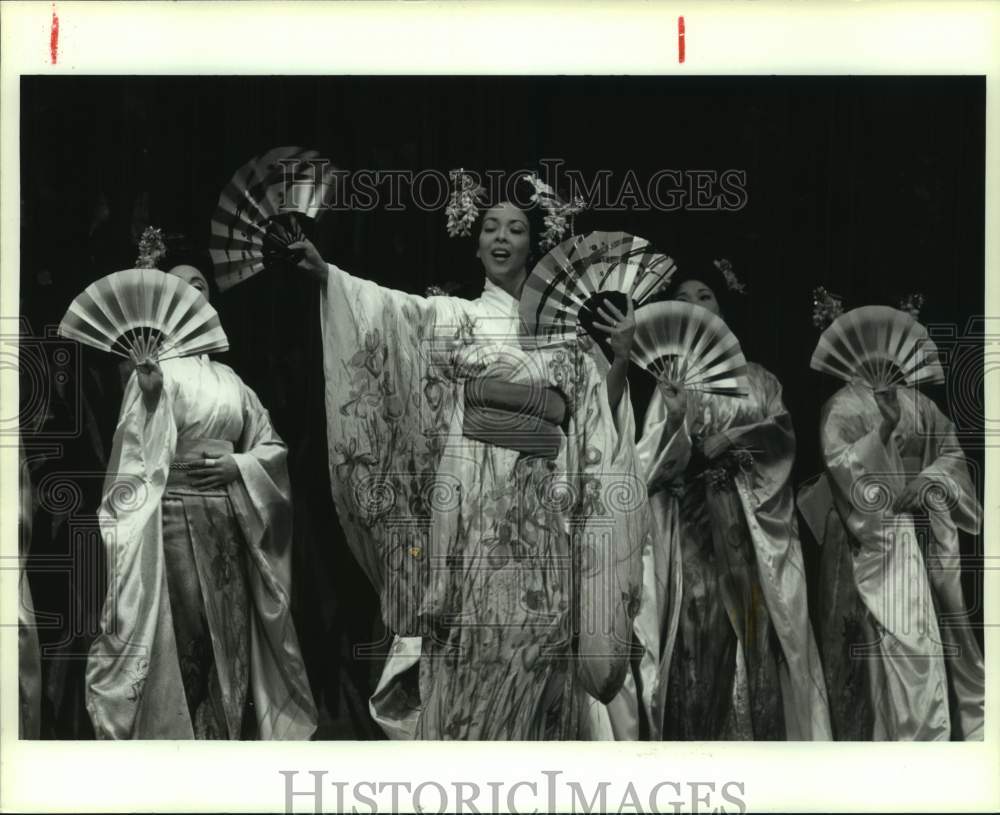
[{"left": 577, "top": 290, "right": 630, "bottom": 363}]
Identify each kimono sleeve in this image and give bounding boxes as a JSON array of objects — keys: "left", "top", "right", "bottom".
[
  {"left": 228, "top": 380, "right": 318, "bottom": 739},
  {"left": 819, "top": 388, "right": 903, "bottom": 551},
  {"left": 722, "top": 365, "right": 796, "bottom": 507},
  {"left": 98, "top": 372, "right": 175, "bottom": 550},
  {"left": 318, "top": 263, "right": 465, "bottom": 630},
  {"left": 635, "top": 387, "right": 693, "bottom": 492},
  {"left": 571, "top": 363, "right": 648, "bottom": 704},
  {"left": 230, "top": 382, "right": 293, "bottom": 584},
  {"left": 87, "top": 372, "right": 181, "bottom": 739},
  {"left": 914, "top": 395, "right": 981, "bottom": 534}
]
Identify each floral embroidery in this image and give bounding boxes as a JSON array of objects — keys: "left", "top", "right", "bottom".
[
  {"left": 212, "top": 539, "right": 239, "bottom": 590},
  {"left": 578, "top": 476, "right": 608, "bottom": 517},
  {"left": 334, "top": 437, "right": 378, "bottom": 481},
  {"left": 703, "top": 449, "right": 755, "bottom": 491},
  {"left": 126, "top": 658, "right": 150, "bottom": 703}
]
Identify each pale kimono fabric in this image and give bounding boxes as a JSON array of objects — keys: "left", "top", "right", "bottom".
[
  {"left": 797, "top": 383, "right": 984, "bottom": 741},
  {"left": 631, "top": 362, "right": 832, "bottom": 740},
  {"left": 86, "top": 356, "right": 317, "bottom": 739},
  {"left": 19, "top": 442, "right": 42, "bottom": 738},
  {"left": 319, "top": 266, "right": 648, "bottom": 739}
]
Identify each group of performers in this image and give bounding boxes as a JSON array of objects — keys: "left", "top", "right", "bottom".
[{"left": 24, "top": 165, "right": 984, "bottom": 743}]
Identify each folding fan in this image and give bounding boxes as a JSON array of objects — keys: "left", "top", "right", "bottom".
[
  {"left": 519, "top": 231, "right": 677, "bottom": 349},
  {"left": 810, "top": 305, "right": 944, "bottom": 389},
  {"left": 210, "top": 146, "right": 337, "bottom": 291},
  {"left": 58, "top": 268, "right": 229, "bottom": 363},
  {"left": 631, "top": 301, "right": 750, "bottom": 396}
]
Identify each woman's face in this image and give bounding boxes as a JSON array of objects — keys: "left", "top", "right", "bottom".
[
  {"left": 167, "top": 264, "right": 210, "bottom": 303},
  {"left": 673, "top": 278, "right": 720, "bottom": 316},
  {"left": 476, "top": 203, "right": 532, "bottom": 286}
]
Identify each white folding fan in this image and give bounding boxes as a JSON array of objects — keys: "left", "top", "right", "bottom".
[
  {"left": 810, "top": 305, "right": 944, "bottom": 389},
  {"left": 210, "top": 145, "right": 337, "bottom": 291},
  {"left": 631, "top": 301, "right": 750, "bottom": 396},
  {"left": 518, "top": 230, "right": 677, "bottom": 344},
  {"left": 58, "top": 268, "right": 229, "bottom": 362}
]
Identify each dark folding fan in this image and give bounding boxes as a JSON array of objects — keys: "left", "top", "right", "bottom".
[
  {"left": 210, "top": 146, "right": 337, "bottom": 291},
  {"left": 519, "top": 230, "right": 676, "bottom": 359}
]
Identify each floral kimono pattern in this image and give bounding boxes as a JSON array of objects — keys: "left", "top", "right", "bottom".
[
  {"left": 319, "top": 266, "right": 647, "bottom": 739},
  {"left": 797, "top": 383, "right": 984, "bottom": 740}
]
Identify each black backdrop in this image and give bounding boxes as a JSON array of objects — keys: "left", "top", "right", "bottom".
[{"left": 19, "top": 75, "right": 985, "bottom": 738}]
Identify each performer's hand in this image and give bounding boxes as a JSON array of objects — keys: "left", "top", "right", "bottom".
[
  {"left": 288, "top": 239, "right": 328, "bottom": 284},
  {"left": 189, "top": 454, "right": 240, "bottom": 490},
  {"left": 133, "top": 356, "right": 163, "bottom": 412},
  {"left": 701, "top": 431, "right": 733, "bottom": 461},
  {"left": 593, "top": 296, "right": 636, "bottom": 362},
  {"left": 893, "top": 473, "right": 942, "bottom": 514},
  {"left": 873, "top": 386, "right": 901, "bottom": 445},
  {"left": 660, "top": 380, "right": 688, "bottom": 430}
]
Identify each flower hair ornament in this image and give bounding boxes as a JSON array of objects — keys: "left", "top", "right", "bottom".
[
  {"left": 897, "top": 292, "right": 926, "bottom": 320},
  {"left": 445, "top": 169, "right": 487, "bottom": 238},
  {"left": 713, "top": 258, "right": 747, "bottom": 294},
  {"left": 521, "top": 172, "right": 588, "bottom": 252},
  {"left": 811, "top": 286, "right": 846, "bottom": 329},
  {"left": 135, "top": 225, "right": 167, "bottom": 269}
]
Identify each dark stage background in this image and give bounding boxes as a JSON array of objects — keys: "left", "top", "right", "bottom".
[{"left": 18, "top": 75, "right": 985, "bottom": 739}]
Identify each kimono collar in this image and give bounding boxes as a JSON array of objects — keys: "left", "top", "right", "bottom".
[{"left": 480, "top": 277, "right": 520, "bottom": 317}]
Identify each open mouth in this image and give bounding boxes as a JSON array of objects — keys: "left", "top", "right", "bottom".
[{"left": 490, "top": 248, "right": 511, "bottom": 261}]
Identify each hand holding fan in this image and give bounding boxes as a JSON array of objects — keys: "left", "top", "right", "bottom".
[
  {"left": 58, "top": 268, "right": 229, "bottom": 364},
  {"left": 519, "top": 230, "right": 677, "bottom": 358},
  {"left": 810, "top": 305, "right": 944, "bottom": 389},
  {"left": 631, "top": 301, "right": 750, "bottom": 396},
  {"left": 210, "top": 146, "right": 337, "bottom": 291}
]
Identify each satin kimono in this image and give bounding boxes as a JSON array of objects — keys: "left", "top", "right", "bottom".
[
  {"left": 86, "top": 356, "right": 317, "bottom": 739},
  {"left": 797, "top": 383, "right": 984, "bottom": 740},
  {"left": 319, "top": 265, "right": 648, "bottom": 740},
  {"left": 635, "top": 362, "right": 831, "bottom": 740}
]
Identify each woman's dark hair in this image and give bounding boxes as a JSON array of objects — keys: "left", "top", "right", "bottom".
[
  {"left": 161, "top": 242, "right": 219, "bottom": 301},
  {"left": 664, "top": 261, "right": 733, "bottom": 317}
]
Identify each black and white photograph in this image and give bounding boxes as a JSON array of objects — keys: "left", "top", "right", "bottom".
[{"left": 2, "top": 2, "right": 998, "bottom": 813}]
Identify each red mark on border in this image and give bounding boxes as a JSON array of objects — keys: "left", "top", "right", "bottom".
[
  {"left": 678, "top": 16, "right": 685, "bottom": 63},
  {"left": 50, "top": 4, "right": 60, "bottom": 64}
]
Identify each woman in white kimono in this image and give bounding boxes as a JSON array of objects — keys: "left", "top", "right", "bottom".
[
  {"left": 634, "top": 265, "right": 831, "bottom": 740},
  {"left": 797, "top": 319, "right": 984, "bottom": 740},
  {"left": 86, "top": 263, "right": 317, "bottom": 739},
  {"left": 289, "top": 183, "right": 647, "bottom": 740}
]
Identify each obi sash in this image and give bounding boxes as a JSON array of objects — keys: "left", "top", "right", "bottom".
[
  {"left": 167, "top": 438, "right": 235, "bottom": 490},
  {"left": 462, "top": 378, "right": 567, "bottom": 459}
]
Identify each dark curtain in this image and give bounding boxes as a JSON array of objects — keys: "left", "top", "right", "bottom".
[{"left": 19, "top": 75, "right": 985, "bottom": 738}]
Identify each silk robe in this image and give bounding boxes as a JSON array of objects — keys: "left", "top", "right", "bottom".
[
  {"left": 635, "top": 362, "right": 831, "bottom": 740},
  {"left": 797, "top": 383, "right": 984, "bottom": 740},
  {"left": 86, "top": 356, "right": 317, "bottom": 739},
  {"left": 319, "top": 266, "right": 648, "bottom": 739}
]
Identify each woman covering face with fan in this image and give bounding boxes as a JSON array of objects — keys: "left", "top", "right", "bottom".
[
  {"left": 276, "top": 169, "right": 648, "bottom": 740},
  {"left": 63, "top": 255, "right": 317, "bottom": 740},
  {"left": 630, "top": 262, "right": 831, "bottom": 741},
  {"left": 797, "top": 297, "right": 984, "bottom": 741}
]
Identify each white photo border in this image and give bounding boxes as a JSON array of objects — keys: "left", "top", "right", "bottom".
[{"left": 1, "top": 1, "right": 998, "bottom": 812}]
